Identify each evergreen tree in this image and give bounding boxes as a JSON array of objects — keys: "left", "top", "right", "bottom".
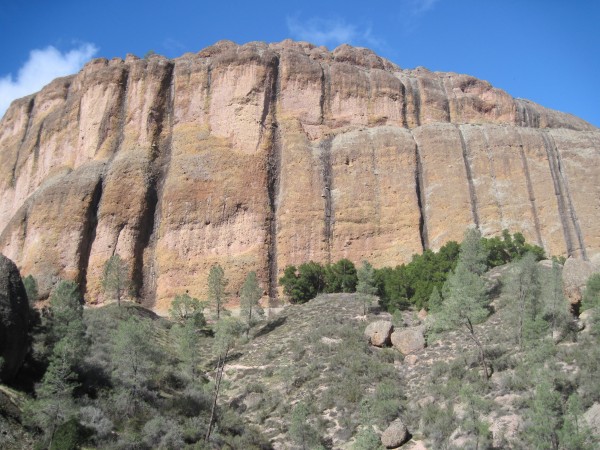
[
  {"left": 26, "top": 339, "right": 79, "bottom": 448},
  {"left": 434, "top": 229, "right": 491, "bottom": 380},
  {"left": 289, "top": 402, "right": 321, "bottom": 450},
  {"left": 240, "top": 271, "right": 264, "bottom": 337},
  {"left": 48, "top": 280, "right": 86, "bottom": 347},
  {"left": 543, "top": 260, "right": 571, "bottom": 339},
  {"left": 111, "top": 317, "right": 157, "bottom": 416},
  {"left": 175, "top": 318, "right": 203, "bottom": 383},
  {"left": 459, "top": 228, "right": 488, "bottom": 276},
  {"left": 559, "top": 393, "right": 597, "bottom": 450},
  {"left": 524, "top": 379, "right": 561, "bottom": 450},
  {"left": 25, "top": 280, "right": 87, "bottom": 448},
  {"left": 324, "top": 259, "right": 357, "bottom": 293},
  {"left": 428, "top": 286, "right": 442, "bottom": 314},
  {"left": 23, "top": 274, "right": 38, "bottom": 304},
  {"left": 169, "top": 292, "right": 206, "bottom": 327},
  {"left": 459, "top": 384, "right": 492, "bottom": 449},
  {"left": 206, "top": 318, "right": 243, "bottom": 443},
  {"left": 582, "top": 273, "right": 600, "bottom": 312},
  {"left": 101, "top": 254, "right": 130, "bottom": 307},
  {"left": 208, "top": 264, "right": 228, "bottom": 319},
  {"left": 503, "top": 252, "right": 544, "bottom": 349},
  {"left": 356, "top": 261, "right": 377, "bottom": 315},
  {"left": 279, "top": 262, "right": 325, "bottom": 304}
]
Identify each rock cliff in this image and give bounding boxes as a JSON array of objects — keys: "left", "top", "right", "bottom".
[
  {"left": 0, "top": 40, "right": 598, "bottom": 313},
  {"left": 0, "top": 254, "right": 29, "bottom": 382}
]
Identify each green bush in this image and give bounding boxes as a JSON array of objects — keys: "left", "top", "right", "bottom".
[
  {"left": 374, "top": 230, "right": 545, "bottom": 312},
  {"left": 50, "top": 418, "right": 88, "bottom": 450}
]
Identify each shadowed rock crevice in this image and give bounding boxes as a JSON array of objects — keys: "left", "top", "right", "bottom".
[
  {"left": 10, "top": 98, "right": 36, "bottom": 187},
  {"left": 547, "top": 132, "right": 587, "bottom": 260},
  {"left": 369, "top": 139, "right": 382, "bottom": 234},
  {"left": 458, "top": 125, "right": 480, "bottom": 229},
  {"left": 481, "top": 128, "right": 504, "bottom": 226},
  {"left": 320, "top": 137, "right": 334, "bottom": 263},
  {"left": 409, "top": 77, "right": 422, "bottom": 126},
  {"left": 319, "top": 63, "right": 326, "bottom": 124},
  {"left": 77, "top": 176, "right": 103, "bottom": 295},
  {"left": 318, "top": 62, "right": 331, "bottom": 125},
  {"left": 399, "top": 80, "right": 408, "bottom": 128},
  {"left": 541, "top": 131, "right": 575, "bottom": 257},
  {"left": 19, "top": 97, "right": 36, "bottom": 147},
  {"left": 411, "top": 132, "right": 428, "bottom": 251},
  {"left": 139, "top": 61, "right": 175, "bottom": 306},
  {"left": 98, "top": 67, "right": 129, "bottom": 154},
  {"left": 113, "top": 67, "right": 131, "bottom": 158},
  {"left": 32, "top": 123, "right": 43, "bottom": 166},
  {"left": 439, "top": 77, "right": 453, "bottom": 123},
  {"left": 266, "top": 55, "right": 281, "bottom": 305},
  {"left": 516, "top": 131, "right": 544, "bottom": 247},
  {"left": 515, "top": 99, "right": 541, "bottom": 128}
]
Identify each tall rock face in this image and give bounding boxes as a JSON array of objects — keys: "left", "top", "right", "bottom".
[
  {"left": 0, "top": 254, "right": 29, "bottom": 382},
  {"left": 0, "top": 40, "right": 598, "bottom": 314}
]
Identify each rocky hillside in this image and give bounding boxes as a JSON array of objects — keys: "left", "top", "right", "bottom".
[{"left": 0, "top": 40, "right": 598, "bottom": 312}]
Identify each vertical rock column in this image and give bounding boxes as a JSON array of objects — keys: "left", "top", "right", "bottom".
[
  {"left": 329, "top": 127, "right": 423, "bottom": 265},
  {"left": 411, "top": 124, "right": 474, "bottom": 250},
  {"left": 85, "top": 56, "right": 174, "bottom": 304},
  {"left": 151, "top": 45, "right": 279, "bottom": 313}
]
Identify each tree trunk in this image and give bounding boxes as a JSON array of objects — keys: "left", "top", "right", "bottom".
[
  {"left": 466, "top": 318, "right": 491, "bottom": 381},
  {"left": 205, "top": 348, "right": 228, "bottom": 443}
]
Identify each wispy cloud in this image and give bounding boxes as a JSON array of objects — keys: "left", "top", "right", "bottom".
[
  {"left": 400, "top": 0, "right": 442, "bottom": 32},
  {"left": 406, "top": 0, "right": 441, "bottom": 16},
  {"left": 0, "top": 43, "right": 98, "bottom": 117},
  {"left": 286, "top": 16, "right": 386, "bottom": 50}
]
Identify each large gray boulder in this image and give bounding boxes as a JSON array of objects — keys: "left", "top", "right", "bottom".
[
  {"left": 364, "top": 321, "right": 394, "bottom": 347},
  {"left": 391, "top": 327, "right": 426, "bottom": 355},
  {"left": 381, "top": 418, "right": 410, "bottom": 448},
  {"left": 0, "top": 254, "right": 29, "bottom": 382}
]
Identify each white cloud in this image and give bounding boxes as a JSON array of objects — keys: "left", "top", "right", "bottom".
[
  {"left": 286, "top": 16, "right": 386, "bottom": 50},
  {"left": 400, "top": 0, "right": 442, "bottom": 32},
  {"left": 406, "top": 0, "right": 440, "bottom": 15},
  {"left": 0, "top": 43, "right": 98, "bottom": 117}
]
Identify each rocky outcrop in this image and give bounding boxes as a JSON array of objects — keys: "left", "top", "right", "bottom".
[
  {"left": 364, "top": 320, "right": 394, "bottom": 347},
  {"left": 562, "top": 257, "right": 598, "bottom": 306},
  {"left": 0, "top": 254, "right": 29, "bottom": 382},
  {"left": 391, "top": 327, "right": 426, "bottom": 355},
  {"left": 584, "top": 402, "right": 600, "bottom": 437},
  {"left": 381, "top": 418, "right": 410, "bottom": 448},
  {"left": 0, "top": 40, "right": 599, "bottom": 313}
]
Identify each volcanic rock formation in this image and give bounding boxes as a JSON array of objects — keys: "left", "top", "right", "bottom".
[
  {"left": 0, "top": 40, "right": 598, "bottom": 313},
  {"left": 0, "top": 254, "right": 29, "bottom": 382}
]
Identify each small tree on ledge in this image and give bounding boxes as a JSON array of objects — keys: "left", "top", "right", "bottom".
[{"left": 101, "top": 254, "right": 130, "bottom": 307}]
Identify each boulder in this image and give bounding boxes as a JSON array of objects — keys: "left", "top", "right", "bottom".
[
  {"left": 381, "top": 418, "right": 409, "bottom": 448},
  {"left": 364, "top": 321, "right": 393, "bottom": 347},
  {"left": 391, "top": 327, "right": 425, "bottom": 355},
  {"left": 0, "top": 254, "right": 29, "bottom": 382},
  {"left": 584, "top": 402, "right": 600, "bottom": 436},
  {"left": 578, "top": 308, "right": 597, "bottom": 332},
  {"left": 562, "top": 257, "right": 597, "bottom": 306}
]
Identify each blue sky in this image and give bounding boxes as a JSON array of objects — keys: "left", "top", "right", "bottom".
[{"left": 1, "top": 0, "right": 598, "bottom": 127}]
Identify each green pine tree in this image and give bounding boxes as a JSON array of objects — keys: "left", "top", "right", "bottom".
[{"left": 240, "top": 271, "right": 264, "bottom": 337}]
